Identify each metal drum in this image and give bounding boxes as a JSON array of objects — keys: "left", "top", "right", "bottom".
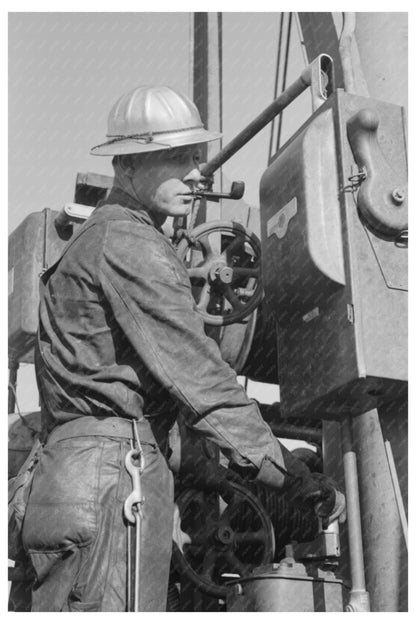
[{"left": 226, "top": 560, "right": 344, "bottom": 612}]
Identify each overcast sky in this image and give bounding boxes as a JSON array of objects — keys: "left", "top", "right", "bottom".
[{"left": 8, "top": 11, "right": 310, "bottom": 232}]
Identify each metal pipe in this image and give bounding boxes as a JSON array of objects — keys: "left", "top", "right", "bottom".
[
  {"left": 276, "top": 12, "right": 293, "bottom": 152},
  {"left": 257, "top": 403, "right": 322, "bottom": 443},
  {"left": 270, "top": 423, "right": 321, "bottom": 444},
  {"left": 268, "top": 12, "right": 285, "bottom": 164},
  {"left": 352, "top": 408, "right": 405, "bottom": 611},
  {"left": 8, "top": 360, "right": 19, "bottom": 414},
  {"left": 385, "top": 440, "right": 408, "bottom": 550},
  {"left": 200, "top": 63, "right": 314, "bottom": 178},
  {"left": 338, "top": 13, "right": 357, "bottom": 94},
  {"left": 341, "top": 416, "right": 371, "bottom": 612}
]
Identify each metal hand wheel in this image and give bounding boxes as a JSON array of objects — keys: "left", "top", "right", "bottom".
[
  {"left": 176, "top": 221, "right": 263, "bottom": 326},
  {"left": 172, "top": 481, "right": 275, "bottom": 598}
]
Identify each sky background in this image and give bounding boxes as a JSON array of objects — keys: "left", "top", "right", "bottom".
[
  {"left": 8, "top": 12, "right": 312, "bottom": 232},
  {"left": 9, "top": 11, "right": 314, "bottom": 413}
]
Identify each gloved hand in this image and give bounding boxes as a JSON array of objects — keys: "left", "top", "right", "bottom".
[{"left": 289, "top": 472, "right": 346, "bottom": 529}]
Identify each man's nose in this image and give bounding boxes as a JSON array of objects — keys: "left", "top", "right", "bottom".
[{"left": 183, "top": 168, "right": 202, "bottom": 186}]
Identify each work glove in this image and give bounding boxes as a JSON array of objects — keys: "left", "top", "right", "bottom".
[{"left": 288, "top": 472, "right": 346, "bottom": 529}]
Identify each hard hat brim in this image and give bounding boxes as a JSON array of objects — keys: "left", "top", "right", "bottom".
[{"left": 90, "top": 128, "right": 222, "bottom": 156}]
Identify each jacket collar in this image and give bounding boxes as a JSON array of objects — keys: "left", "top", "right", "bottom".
[{"left": 98, "top": 186, "right": 163, "bottom": 231}]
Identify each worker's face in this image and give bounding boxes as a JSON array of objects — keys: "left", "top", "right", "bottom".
[{"left": 128, "top": 145, "right": 203, "bottom": 221}]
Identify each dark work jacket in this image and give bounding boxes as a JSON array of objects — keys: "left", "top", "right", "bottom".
[{"left": 36, "top": 187, "right": 308, "bottom": 489}]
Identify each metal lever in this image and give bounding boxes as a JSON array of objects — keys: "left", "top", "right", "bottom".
[
  {"left": 200, "top": 54, "right": 333, "bottom": 178},
  {"left": 187, "top": 180, "right": 245, "bottom": 202},
  {"left": 347, "top": 108, "right": 408, "bottom": 237}
]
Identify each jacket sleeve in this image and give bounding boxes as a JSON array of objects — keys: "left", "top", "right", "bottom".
[{"left": 99, "top": 221, "right": 310, "bottom": 489}]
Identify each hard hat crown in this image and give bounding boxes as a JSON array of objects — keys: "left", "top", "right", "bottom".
[{"left": 91, "top": 85, "right": 221, "bottom": 156}]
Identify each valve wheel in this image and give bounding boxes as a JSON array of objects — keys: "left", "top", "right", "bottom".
[
  {"left": 176, "top": 221, "right": 263, "bottom": 326},
  {"left": 172, "top": 481, "right": 275, "bottom": 598}
]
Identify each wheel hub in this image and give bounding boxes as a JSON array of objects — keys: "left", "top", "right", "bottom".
[
  {"left": 209, "top": 261, "right": 233, "bottom": 285},
  {"left": 215, "top": 525, "right": 235, "bottom": 545}
]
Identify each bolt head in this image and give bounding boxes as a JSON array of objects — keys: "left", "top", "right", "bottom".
[{"left": 391, "top": 188, "right": 405, "bottom": 205}]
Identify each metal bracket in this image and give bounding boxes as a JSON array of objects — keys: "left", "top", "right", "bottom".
[
  {"left": 54, "top": 203, "right": 95, "bottom": 229},
  {"left": 285, "top": 521, "right": 341, "bottom": 562},
  {"left": 309, "top": 54, "right": 335, "bottom": 112}
]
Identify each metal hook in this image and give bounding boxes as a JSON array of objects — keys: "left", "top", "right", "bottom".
[{"left": 124, "top": 448, "right": 145, "bottom": 524}]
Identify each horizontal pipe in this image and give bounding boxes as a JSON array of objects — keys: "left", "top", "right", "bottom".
[
  {"left": 257, "top": 403, "right": 322, "bottom": 443},
  {"left": 270, "top": 423, "right": 321, "bottom": 443},
  {"left": 201, "top": 66, "right": 313, "bottom": 177}
]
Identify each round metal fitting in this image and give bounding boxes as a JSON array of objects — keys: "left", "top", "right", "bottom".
[
  {"left": 215, "top": 526, "right": 234, "bottom": 545},
  {"left": 208, "top": 262, "right": 233, "bottom": 284},
  {"left": 391, "top": 188, "right": 405, "bottom": 205}
]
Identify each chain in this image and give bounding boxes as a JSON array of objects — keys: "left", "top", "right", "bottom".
[{"left": 343, "top": 166, "right": 367, "bottom": 193}]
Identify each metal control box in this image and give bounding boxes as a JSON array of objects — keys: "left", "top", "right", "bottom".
[
  {"left": 8, "top": 172, "right": 113, "bottom": 364},
  {"left": 260, "top": 90, "right": 407, "bottom": 419},
  {"left": 8, "top": 209, "right": 72, "bottom": 363}
]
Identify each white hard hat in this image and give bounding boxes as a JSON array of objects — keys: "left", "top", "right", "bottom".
[{"left": 91, "top": 85, "right": 222, "bottom": 156}]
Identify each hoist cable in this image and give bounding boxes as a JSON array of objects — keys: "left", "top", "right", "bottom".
[
  {"left": 217, "top": 11, "right": 224, "bottom": 192},
  {"left": 268, "top": 12, "right": 285, "bottom": 164},
  {"left": 294, "top": 12, "right": 309, "bottom": 67},
  {"left": 276, "top": 12, "right": 293, "bottom": 153}
]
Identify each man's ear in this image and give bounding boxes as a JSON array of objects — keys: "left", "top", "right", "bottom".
[{"left": 117, "top": 155, "right": 135, "bottom": 177}]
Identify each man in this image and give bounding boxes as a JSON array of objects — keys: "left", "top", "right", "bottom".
[{"left": 22, "top": 86, "right": 345, "bottom": 611}]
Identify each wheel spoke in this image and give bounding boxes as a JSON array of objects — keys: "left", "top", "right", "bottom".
[
  {"left": 220, "top": 498, "right": 245, "bottom": 524},
  {"left": 234, "top": 531, "right": 267, "bottom": 544},
  {"left": 220, "top": 235, "right": 244, "bottom": 260},
  {"left": 223, "top": 551, "right": 249, "bottom": 577},
  {"left": 198, "top": 233, "right": 214, "bottom": 259},
  {"left": 185, "top": 543, "right": 206, "bottom": 556},
  {"left": 186, "top": 532, "right": 209, "bottom": 546},
  {"left": 201, "top": 549, "right": 217, "bottom": 579},
  {"left": 197, "top": 283, "right": 211, "bottom": 312},
  {"left": 187, "top": 266, "right": 208, "bottom": 280},
  {"left": 223, "top": 286, "right": 245, "bottom": 311},
  {"left": 232, "top": 266, "right": 260, "bottom": 280}
]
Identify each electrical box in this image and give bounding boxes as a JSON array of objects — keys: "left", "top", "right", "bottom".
[{"left": 260, "top": 90, "right": 407, "bottom": 419}]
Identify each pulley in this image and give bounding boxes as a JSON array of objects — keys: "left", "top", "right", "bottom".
[{"left": 172, "top": 481, "right": 275, "bottom": 598}]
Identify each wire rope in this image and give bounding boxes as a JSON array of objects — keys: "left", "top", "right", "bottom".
[{"left": 268, "top": 13, "right": 285, "bottom": 164}]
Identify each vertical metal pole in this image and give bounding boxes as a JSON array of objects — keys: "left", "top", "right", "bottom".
[
  {"left": 341, "top": 416, "right": 371, "bottom": 612},
  {"left": 384, "top": 440, "right": 408, "bottom": 550},
  {"left": 268, "top": 12, "right": 284, "bottom": 164},
  {"left": 133, "top": 514, "right": 141, "bottom": 612},
  {"left": 8, "top": 359, "right": 19, "bottom": 414},
  {"left": 193, "top": 12, "right": 209, "bottom": 163},
  {"left": 352, "top": 408, "right": 406, "bottom": 611},
  {"left": 276, "top": 12, "right": 293, "bottom": 152},
  {"left": 192, "top": 12, "right": 222, "bottom": 228}
]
